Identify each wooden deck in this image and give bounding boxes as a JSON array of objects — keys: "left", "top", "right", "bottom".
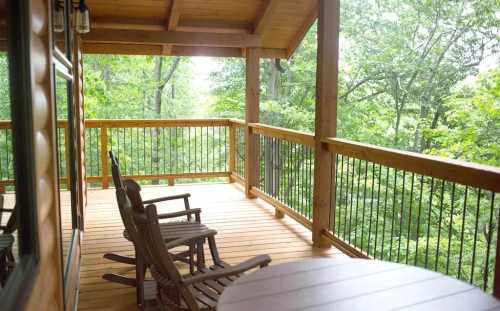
[{"left": 77, "top": 183, "right": 347, "bottom": 310}]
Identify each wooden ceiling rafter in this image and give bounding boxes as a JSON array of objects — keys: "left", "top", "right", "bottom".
[
  {"left": 286, "top": 2, "right": 317, "bottom": 59},
  {"left": 252, "top": 0, "right": 279, "bottom": 35},
  {"left": 164, "top": 0, "right": 181, "bottom": 55}
]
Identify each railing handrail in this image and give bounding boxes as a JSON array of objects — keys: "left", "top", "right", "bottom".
[
  {"left": 0, "top": 119, "right": 233, "bottom": 129},
  {"left": 248, "top": 122, "right": 315, "bottom": 147},
  {"left": 323, "top": 137, "right": 500, "bottom": 193},
  {"left": 84, "top": 118, "right": 231, "bottom": 128}
]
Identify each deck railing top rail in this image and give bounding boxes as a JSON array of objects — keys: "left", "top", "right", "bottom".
[{"left": 323, "top": 137, "right": 500, "bottom": 193}]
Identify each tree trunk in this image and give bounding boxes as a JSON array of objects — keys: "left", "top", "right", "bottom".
[{"left": 151, "top": 57, "right": 181, "bottom": 184}]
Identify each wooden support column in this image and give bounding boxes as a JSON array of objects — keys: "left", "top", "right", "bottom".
[
  {"left": 244, "top": 48, "right": 260, "bottom": 198},
  {"left": 312, "top": 0, "right": 340, "bottom": 248}
]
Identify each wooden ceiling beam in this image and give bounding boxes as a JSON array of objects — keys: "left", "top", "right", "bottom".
[
  {"left": 91, "top": 17, "right": 251, "bottom": 34},
  {"left": 82, "top": 29, "right": 261, "bottom": 48},
  {"left": 81, "top": 42, "right": 287, "bottom": 58},
  {"left": 286, "top": 2, "right": 318, "bottom": 58},
  {"left": 177, "top": 19, "right": 251, "bottom": 34},
  {"left": 91, "top": 16, "right": 165, "bottom": 31},
  {"left": 253, "top": 0, "right": 279, "bottom": 35}
]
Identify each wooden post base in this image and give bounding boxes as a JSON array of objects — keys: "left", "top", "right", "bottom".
[
  {"left": 275, "top": 208, "right": 285, "bottom": 219},
  {"left": 168, "top": 177, "right": 175, "bottom": 186},
  {"left": 313, "top": 230, "right": 332, "bottom": 249}
]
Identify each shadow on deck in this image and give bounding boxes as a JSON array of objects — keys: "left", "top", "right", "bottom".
[{"left": 78, "top": 183, "right": 347, "bottom": 310}]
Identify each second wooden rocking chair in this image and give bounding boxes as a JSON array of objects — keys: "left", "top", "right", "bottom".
[{"left": 104, "top": 151, "right": 210, "bottom": 310}]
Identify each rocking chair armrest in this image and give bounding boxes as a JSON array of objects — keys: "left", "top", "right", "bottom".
[
  {"left": 143, "top": 193, "right": 191, "bottom": 205},
  {"left": 164, "top": 229, "right": 217, "bottom": 249},
  {"left": 183, "top": 255, "right": 272, "bottom": 285},
  {"left": 157, "top": 208, "right": 201, "bottom": 220}
]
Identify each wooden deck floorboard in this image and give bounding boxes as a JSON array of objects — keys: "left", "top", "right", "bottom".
[{"left": 78, "top": 183, "right": 347, "bottom": 310}]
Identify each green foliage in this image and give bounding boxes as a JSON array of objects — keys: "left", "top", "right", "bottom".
[
  {"left": 426, "top": 69, "right": 500, "bottom": 166},
  {"left": 83, "top": 55, "right": 197, "bottom": 119}
]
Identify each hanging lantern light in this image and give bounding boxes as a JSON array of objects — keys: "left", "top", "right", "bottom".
[
  {"left": 75, "top": 0, "right": 90, "bottom": 34},
  {"left": 53, "top": 0, "right": 65, "bottom": 32}
]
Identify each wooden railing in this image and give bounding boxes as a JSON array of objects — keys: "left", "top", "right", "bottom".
[
  {"left": 323, "top": 137, "right": 500, "bottom": 293},
  {"left": 84, "top": 119, "right": 232, "bottom": 187},
  {"left": 0, "top": 119, "right": 234, "bottom": 190},
  {"left": 229, "top": 120, "right": 500, "bottom": 296},
  {"left": 1, "top": 118, "right": 500, "bottom": 295}
]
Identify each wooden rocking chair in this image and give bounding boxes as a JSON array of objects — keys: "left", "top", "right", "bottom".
[
  {"left": 0, "top": 195, "right": 17, "bottom": 287},
  {"left": 128, "top": 198, "right": 272, "bottom": 311},
  {"left": 104, "top": 151, "right": 210, "bottom": 310}
]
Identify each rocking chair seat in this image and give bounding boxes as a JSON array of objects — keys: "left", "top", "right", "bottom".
[{"left": 123, "top": 221, "right": 209, "bottom": 243}]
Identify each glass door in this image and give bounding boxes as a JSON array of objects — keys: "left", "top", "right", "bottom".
[{"left": 52, "top": 0, "right": 82, "bottom": 308}]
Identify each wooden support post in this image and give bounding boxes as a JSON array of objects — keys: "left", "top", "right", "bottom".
[
  {"left": 100, "top": 126, "right": 109, "bottom": 189},
  {"left": 312, "top": 0, "right": 340, "bottom": 248},
  {"left": 228, "top": 125, "right": 236, "bottom": 183},
  {"left": 168, "top": 177, "right": 175, "bottom": 186},
  {"left": 244, "top": 48, "right": 260, "bottom": 198}
]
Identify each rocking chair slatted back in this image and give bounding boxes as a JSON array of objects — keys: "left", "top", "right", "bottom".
[
  {"left": 109, "top": 151, "right": 146, "bottom": 215},
  {"left": 119, "top": 190, "right": 183, "bottom": 284}
]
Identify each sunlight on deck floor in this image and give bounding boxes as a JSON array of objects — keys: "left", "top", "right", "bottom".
[{"left": 77, "top": 183, "right": 347, "bottom": 310}]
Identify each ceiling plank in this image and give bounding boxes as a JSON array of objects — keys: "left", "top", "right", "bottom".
[
  {"left": 253, "top": 0, "right": 279, "bottom": 35},
  {"left": 82, "top": 29, "right": 261, "bottom": 48},
  {"left": 286, "top": 2, "right": 318, "bottom": 58}
]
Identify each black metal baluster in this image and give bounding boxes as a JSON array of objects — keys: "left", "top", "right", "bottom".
[
  {"left": 389, "top": 169, "right": 398, "bottom": 261},
  {"left": 347, "top": 158, "right": 356, "bottom": 243},
  {"left": 434, "top": 180, "right": 446, "bottom": 271},
  {"left": 380, "top": 167, "right": 390, "bottom": 260},
  {"left": 470, "top": 189, "right": 482, "bottom": 284},
  {"left": 483, "top": 192, "right": 496, "bottom": 291},
  {"left": 0, "top": 130, "right": 4, "bottom": 180},
  {"left": 343, "top": 157, "right": 350, "bottom": 240},
  {"left": 424, "top": 177, "right": 435, "bottom": 269},
  {"left": 415, "top": 175, "right": 425, "bottom": 266},
  {"left": 337, "top": 155, "right": 344, "bottom": 236},
  {"left": 287, "top": 141, "right": 292, "bottom": 210},
  {"left": 206, "top": 127, "right": 209, "bottom": 172},
  {"left": 405, "top": 173, "right": 415, "bottom": 264},
  {"left": 397, "top": 171, "right": 406, "bottom": 262},
  {"left": 373, "top": 165, "right": 382, "bottom": 258},
  {"left": 353, "top": 159, "right": 362, "bottom": 246},
  {"left": 194, "top": 127, "right": 197, "bottom": 173},
  {"left": 446, "top": 183, "right": 456, "bottom": 274},
  {"left": 307, "top": 147, "right": 312, "bottom": 219},
  {"left": 212, "top": 126, "right": 215, "bottom": 172},
  {"left": 365, "top": 162, "right": 375, "bottom": 254},
  {"left": 458, "top": 186, "right": 468, "bottom": 280}
]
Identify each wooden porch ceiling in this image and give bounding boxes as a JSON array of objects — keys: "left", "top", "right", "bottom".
[{"left": 82, "top": 0, "right": 318, "bottom": 58}]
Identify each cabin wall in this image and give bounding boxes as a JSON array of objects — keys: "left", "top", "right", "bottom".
[{"left": 25, "top": 0, "right": 65, "bottom": 309}]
